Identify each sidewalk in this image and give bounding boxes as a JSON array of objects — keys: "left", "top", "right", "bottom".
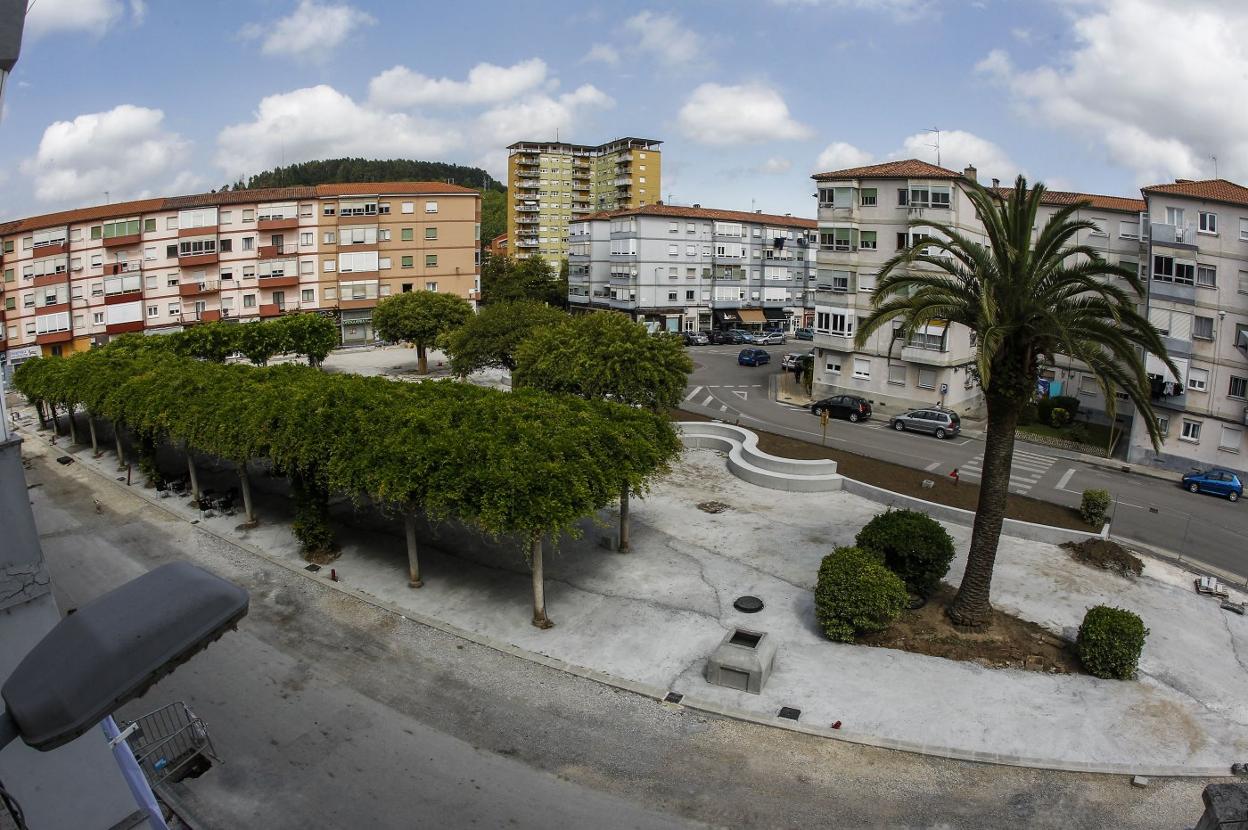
[{"left": 22, "top": 425, "right": 1248, "bottom": 777}]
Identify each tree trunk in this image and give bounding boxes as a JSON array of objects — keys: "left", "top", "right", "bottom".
[
  {"left": 36, "top": 401, "right": 47, "bottom": 430},
  {"left": 405, "top": 510, "right": 423, "bottom": 588},
  {"left": 67, "top": 404, "right": 78, "bottom": 445},
  {"left": 48, "top": 402, "right": 58, "bottom": 436},
  {"left": 238, "top": 461, "right": 256, "bottom": 525},
  {"left": 530, "top": 532, "right": 553, "bottom": 629},
  {"left": 88, "top": 415, "right": 99, "bottom": 457},
  {"left": 417, "top": 344, "right": 428, "bottom": 375},
  {"left": 948, "top": 397, "right": 1022, "bottom": 629},
  {"left": 618, "top": 485, "right": 630, "bottom": 553},
  {"left": 186, "top": 450, "right": 200, "bottom": 504},
  {"left": 115, "top": 426, "right": 127, "bottom": 469}
]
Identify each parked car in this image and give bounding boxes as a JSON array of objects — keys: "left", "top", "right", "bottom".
[
  {"left": 811, "top": 394, "right": 872, "bottom": 423},
  {"left": 738, "top": 348, "right": 771, "bottom": 367},
  {"left": 733, "top": 329, "right": 759, "bottom": 344},
  {"left": 794, "top": 328, "right": 814, "bottom": 341},
  {"left": 781, "top": 350, "right": 814, "bottom": 370},
  {"left": 889, "top": 408, "right": 961, "bottom": 439},
  {"left": 1181, "top": 468, "right": 1243, "bottom": 502},
  {"left": 683, "top": 331, "right": 709, "bottom": 346},
  {"left": 755, "top": 330, "right": 787, "bottom": 345},
  {"left": 707, "top": 330, "right": 735, "bottom": 344}
]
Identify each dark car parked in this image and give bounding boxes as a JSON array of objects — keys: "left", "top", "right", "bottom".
[
  {"left": 811, "top": 394, "right": 872, "bottom": 423},
  {"left": 710, "top": 330, "right": 744, "bottom": 344},
  {"left": 1181, "top": 468, "right": 1243, "bottom": 502},
  {"left": 889, "top": 408, "right": 961, "bottom": 439},
  {"left": 738, "top": 348, "right": 770, "bottom": 367},
  {"left": 683, "top": 331, "right": 709, "bottom": 346}
]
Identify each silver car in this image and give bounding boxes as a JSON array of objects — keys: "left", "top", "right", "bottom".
[
  {"left": 889, "top": 408, "right": 961, "bottom": 439},
  {"left": 755, "top": 330, "right": 787, "bottom": 345}
]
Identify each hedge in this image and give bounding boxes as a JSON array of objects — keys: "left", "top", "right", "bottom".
[
  {"left": 854, "top": 509, "right": 955, "bottom": 597},
  {"left": 814, "top": 546, "right": 908, "bottom": 642},
  {"left": 1076, "top": 606, "right": 1148, "bottom": 680}
]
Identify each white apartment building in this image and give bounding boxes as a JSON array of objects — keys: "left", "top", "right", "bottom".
[
  {"left": 1126, "top": 179, "right": 1248, "bottom": 474},
  {"left": 567, "top": 204, "right": 816, "bottom": 333}
]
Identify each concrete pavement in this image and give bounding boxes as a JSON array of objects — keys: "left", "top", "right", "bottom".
[{"left": 686, "top": 344, "right": 1248, "bottom": 584}]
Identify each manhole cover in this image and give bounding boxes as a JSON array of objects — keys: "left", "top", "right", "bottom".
[
  {"left": 697, "top": 500, "right": 730, "bottom": 514},
  {"left": 664, "top": 692, "right": 684, "bottom": 704},
  {"left": 778, "top": 706, "right": 801, "bottom": 721},
  {"left": 734, "top": 595, "right": 764, "bottom": 613},
  {"left": 304, "top": 564, "right": 321, "bottom": 572}
]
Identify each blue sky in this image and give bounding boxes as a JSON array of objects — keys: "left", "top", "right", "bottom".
[{"left": 3, "top": 0, "right": 1245, "bottom": 222}]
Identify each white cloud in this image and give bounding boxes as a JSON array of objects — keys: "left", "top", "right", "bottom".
[
  {"left": 23, "top": 0, "right": 139, "bottom": 38},
  {"left": 758, "top": 157, "right": 793, "bottom": 174},
  {"left": 978, "top": 0, "right": 1248, "bottom": 184},
  {"left": 475, "top": 85, "right": 613, "bottom": 148},
  {"left": 894, "top": 129, "right": 1019, "bottom": 184},
  {"left": 582, "top": 43, "right": 621, "bottom": 65},
  {"left": 814, "top": 141, "right": 874, "bottom": 172},
  {"left": 22, "top": 105, "right": 192, "bottom": 204},
  {"left": 215, "top": 86, "right": 458, "bottom": 178},
  {"left": 678, "top": 83, "right": 813, "bottom": 145},
  {"left": 625, "top": 11, "right": 705, "bottom": 65},
  {"left": 770, "top": 0, "right": 934, "bottom": 23},
  {"left": 129, "top": 0, "right": 146, "bottom": 25},
  {"left": 369, "top": 59, "right": 549, "bottom": 109},
  {"left": 241, "top": 0, "right": 374, "bottom": 59}
]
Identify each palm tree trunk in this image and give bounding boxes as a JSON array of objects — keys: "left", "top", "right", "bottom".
[
  {"left": 618, "top": 485, "right": 630, "bottom": 553},
  {"left": 238, "top": 461, "right": 256, "bottom": 526},
  {"left": 948, "top": 397, "right": 1021, "bottom": 629},
  {"left": 530, "top": 532, "right": 553, "bottom": 629},
  {"left": 417, "top": 344, "right": 428, "bottom": 375},
  {"left": 405, "top": 510, "right": 423, "bottom": 588}
]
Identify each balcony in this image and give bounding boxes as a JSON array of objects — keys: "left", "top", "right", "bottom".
[
  {"left": 105, "top": 261, "right": 142, "bottom": 276},
  {"left": 178, "top": 225, "right": 218, "bottom": 238},
  {"left": 516, "top": 205, "right": 539, "bottom": 212},
  {"left": 516, "top": 216, "right": 538, "bottom": 225},
  {"left": 258, "top": 273, "right": 299, "bottom": 288},
  {"left": 102, "top": 233, "right": 141, "bottom": 249},
  {"left": 258, "top": 244, "right": 289, "bottom": 259},
  {"left": 35, "top": 301, "right": 69, "bottom": 315},
  {"left": 257, "top": 216, "right": 299, "bottom": 231},
  {"left": 32, "top": 272, "right": 68, "bottom": 288},
  {"left": 105, "top": 320, "right": 145, "bottom": 335},
  {"left": 31, "top": 241, "right": 68, "bottom": 259},
  {"left": 613, "top": 177, "right": 632, "bottom": 186},
  {"left": 514, "top": 238, "right": 539, "bottom": 248},
  {"left": 258, "top": 303, "right": 283, "bottom": 318},
  {"left": 515, "top": 179, "right": 540, "bottom": 189},
  {"left": 103, "top": 289, "right": 143, "bottom": 305},
  {"left": 1150, "top": 222, "right": 1196, "bottom": 248},
  {"left": 1161, "top": 335, "right": 1192, "bottom": 358},
  {"left": 35, "top": 329, "right": 73, "bottom": 345},
  {"left": 900, "top": 344, "right": 958, "bottom": 366},
  {"left": 1149, "top": 279, "right": 1196, "bottom": 305},
  {"left": 179, "top": 251, "right": 219, "bottom": 267},
  {"left": 179, "top": 280, "right": 221, "bottom": 297}
]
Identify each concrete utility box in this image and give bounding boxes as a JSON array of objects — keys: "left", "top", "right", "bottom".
[{"left": 706, "top": 628, "right": 777, "bottom": 694}]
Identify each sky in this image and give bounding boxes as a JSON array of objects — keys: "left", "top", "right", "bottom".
[{"left": 3, "top": 0, "right": 1247, "bottom": 223}]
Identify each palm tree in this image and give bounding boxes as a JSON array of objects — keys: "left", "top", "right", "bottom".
[{"left": 856, "top": 175, "right": 1175, "bottom": 628}]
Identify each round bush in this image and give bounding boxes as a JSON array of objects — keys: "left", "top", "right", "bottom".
[
  {"left": 1076, "top": 606, "right": 1148, "bottom": 680},
  {"left": 1067, "top": 423, "right": 1089, "bottom": 444},
  {"left": 815, "top": 546, "right": 908, "bottom": 643},
  {"left": 855, "top": 509, "right": 955, "bottom": 597},
  {"left": 1053, "top": 395, "right": 1082, "bottom": 419},
  {"left": 1080, "top": 488, "right": 1111, "bottom": 526},
  {"left": 1050, "top": 407, "right": 1070, "bottom": 427},
  {"left": 1036, "top": 397, "right": 1056, "bottom": 425}
]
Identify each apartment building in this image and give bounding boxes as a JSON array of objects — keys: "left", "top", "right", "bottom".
[
  {"left": 567, "top": 203, "right": 816, "bottom": 333},
  {"left": 0, "top": 182, "right": 480, "bottom": 367},
  {"left": 1125, "top": 179, "right": 1248, "bottom": 473},
  {"left": 507, "top": 137, "right": 661, "bottom": 270}
]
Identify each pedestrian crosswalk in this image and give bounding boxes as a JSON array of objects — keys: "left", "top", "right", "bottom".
[{"left": 958, "top": 447, "right": 1057, "bottom": 494}]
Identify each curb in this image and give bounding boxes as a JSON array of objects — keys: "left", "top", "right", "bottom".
[{"left": 21, "top": 428, "right": 1235, "bottom": 780}]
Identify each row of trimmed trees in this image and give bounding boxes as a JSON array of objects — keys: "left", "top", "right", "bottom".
[{"left": 15, "top": 328, "right": 684, "bottom": 628}]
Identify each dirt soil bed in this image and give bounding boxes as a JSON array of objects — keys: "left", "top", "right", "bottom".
[
  {"left": 861, "top": 585, "right": 1084, "bottom": 674},
  {"left": 1062, "top": 538, "right": 1143, "bottom": 577},
  {"left": 674, "top": 409, "right": 1088, "bottom": 530}
]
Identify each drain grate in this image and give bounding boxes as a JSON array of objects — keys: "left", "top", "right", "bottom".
[
  {"left": 664, "top": 692, "right": 683, "bottom": 704},
  {"left": 56, "top": 456, "right": 73, "bottom": 465},
  {"left": 778, "top": 706, "right": 801, "bottom": 721},
  {"left": 304, "top": 564, "right": 321, "bottom": 572}
]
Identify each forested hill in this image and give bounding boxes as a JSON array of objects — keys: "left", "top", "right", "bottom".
[{"left": 232, "top": 158, "right": 505, "bottom": 192}]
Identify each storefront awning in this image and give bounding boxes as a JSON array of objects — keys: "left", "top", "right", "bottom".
[
  {"left": 737, "top": 308, "right": 766, "bottom": 324},
  {"left": 714, "top": 309, "right": 740, "bottom": 323},
  {"left": 762, "top": 308, "right": 787, "bottom": 321}
]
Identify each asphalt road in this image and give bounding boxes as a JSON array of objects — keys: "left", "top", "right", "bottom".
[
  {"left": 683, "top": 343, "right": 1248, "bottom": 584},
  {"left": 25, "top": 441, "right": 1214, "bottom": 830}
]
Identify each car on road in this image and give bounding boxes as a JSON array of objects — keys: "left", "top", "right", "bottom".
[
  {"left": 794, "top": 328, "right": 814, "bottom": 341},
  {"left": 889, "top": 408, "right": 961, "bottom": 439},
  {"left": 683, "top": 331, "right": 709, "bottom": 346},
  {"left": 738, "top": 348, "right": 771, "bottom": 366},
  {"left": 755, "top": 331, "right": 787, "bottom": 345},
  {"left": 1181, "top": 468, "right": 1243, "bottom": 502},
  {"left": 781, "top": 350, "right": 814, "bottom": 370},
  {"left": 811, "top": 394, "right": 872, "bottom": 423}
]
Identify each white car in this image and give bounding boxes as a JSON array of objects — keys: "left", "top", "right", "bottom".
[{"left": 755, "top": 331, "right": 787, "bottom": 345}]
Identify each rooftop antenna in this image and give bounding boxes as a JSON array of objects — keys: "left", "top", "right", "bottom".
[
  {"left": 104, "top": 190, "right": 110, "bottom": 204},
  {"left": 925, "top": 127, "right": 941, "bottom": 167},
  {"left": 1212, "top": 155, "right": 1218, "bottom": 179}
]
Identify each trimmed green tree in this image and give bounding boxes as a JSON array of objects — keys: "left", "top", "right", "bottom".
[
  {"left": 1076, "top": 606, "right": 1148, "bottom": 679},
  {"left": 372, "top": 291, "right": 472, "bottom": 374},
  {"left": 856, "top": 175, "right": 1174, "bottom": 628},
  {"left": 239, "top": 320, "right": 292, "bottom": 366},
  {"left": 815, "top": 547, "right": 908, "bottom": 642},
  {"left": 279, "top": 312, "right": 338, "bottom": 368},
  {"left": 514, "top": 312, "right": 692, "bottom": 552},
  {"left": 855, "top": 509, "right": 955, "bottom": 598},
  {"left": 443, "top": 300, "right": 566, "bottom": 377},
  {"left": 481, "top": 254, "right": 565, "bottom": 306}
]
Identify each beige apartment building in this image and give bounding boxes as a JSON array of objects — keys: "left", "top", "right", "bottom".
[
  {"left": 506, "top": 137, "right": 661, "bottom": 270},
  {"left": 0, "top": 182, "right": 480, "bottom": 366}
]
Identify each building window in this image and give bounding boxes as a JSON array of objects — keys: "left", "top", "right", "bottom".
[
  {"left": 1199, "top": 211, "right": 1218, "bottom": 234},
  {"left": 1193, "top": 316, "right": 1214, "bottom": 340},
  {"left": 1181, "top": 420, "right": 1201, "bottom": 442},
  {"left": 301, "top": 289, "right": 314, "bottom": 303},
  {"left": 860, "top": 188, "right": 877, "bottom": 207},
  {"left": 402, "top": 202, "right": 414, "bottom": 214},
  {"left": 668, "top": 291, "right": 678, "bottom": 301},
  {"left": 93, "top": 311, "right": 105, "bottom": 325},
  {"left": 1089, "top": 218, "right": 1107, "bottom": 236},
  {"left": 300, "top": 232, "right": 313, "bottom": 246},
  {"left": 243, "top": 237, "right": 255, "bottom": 251},
  {"left": 242, "top": 209, "right": 254, "bottom": 222},
  {"left": 685, "top": 290, "right": 695, "bottom": 300},
  {"left": 425, "top": 227, "right": 438, "bottom": 240},
  {"left": 859, "top": 231, "right": 877, "bottom": 251},
  {"left": 147, "top": 305, "right": 159, "bottom": 318},
  {"left": 220, "top": 238, "right": 233, "bottom": 253},
  {"left": 669, "top": 222, "right": 679, "bottom": 233},
  {"left": 852, "top": 358, "right": 871, "bottom": 379},
  {"left": 668, "top": 244, "right": 678, "bottom": 256},
  {"left": 425, "top": 281, "right": 438, "bottom": 292},
  {"left": 425, "top": 201, "right": 438, "bottom": 213},
  {"left": 1197, "top": 265, "right": 1217, "bottom": 287},
  {"left": 401, "top": 228, "right": 414, "bottom": 242},
  {"left": 826, "top": 359, "right": 841, "bottom": 375},
  {"left": 322, "top": 205, "right": 336, "bottom": 216},
  {"left": 425, "top": 254, "right": 437, "bottom": 267},
  {"left": 1220, "top": 426, "right": 1242, "bottom": 452},
  {"left": 917, "top": 367, "right": 938, "bottom": 389},
  {"left": 1119, "top": 219, "right": 1139, "bottom": 239},
  {"left": 1230, "top": 376, "right": 1248, "bottom": 399},
  {"left": 243, "top": 294, "right": 256, "bottom": 308},
  {"left": 401, "top": 256, "right": 413, "bottom": 268},
  {"left": 887, "top": 363, "right": 906, "bottom": 385},
  {"left": 379, "top": 257, "right": 391, "bottom": 269},
  {"left": 1188, "top": 367, "right": 1209, "bottom": 392}
]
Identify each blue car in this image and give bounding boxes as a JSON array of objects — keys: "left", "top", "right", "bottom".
[
  {"left": 738, "top": 348, "right": 770, "bottom": 367},
  {"left": 1181, "top": 468, "right": 1243, "bottom": 502}
]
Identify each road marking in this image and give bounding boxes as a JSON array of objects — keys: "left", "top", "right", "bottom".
[
  {"left": 1055, "top": 468, "right": 1076, "bottom": 490},
  {"left": 708, "top": 385, "right": 722, "bottom": 388},
  {"left": 684, "top": 386, "right": 703, "bottom": 401},
  {"left": 925, "top": 461, "right": 941, "bottom": 471},
  {"left": 731, "top": 390, "right": 748, "bottom": 400},
  {"left": 719, "top": 404, "right": 728, "bottom": 412},
  {"left": 701, "top": 394, "right": 715, "bottom": 406}
]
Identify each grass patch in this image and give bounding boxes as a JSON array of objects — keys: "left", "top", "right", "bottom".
[{"left": 1017, "top": 420, "right": 1116, "bottom": 448}]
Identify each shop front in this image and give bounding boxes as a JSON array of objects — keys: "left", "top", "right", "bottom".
[{"left": 340, "top": 309, "right": 374, "bottom": 345}]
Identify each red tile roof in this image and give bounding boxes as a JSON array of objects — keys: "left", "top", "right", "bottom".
[
  {"left": 581, "top": 203, "right": 816, "bottom": 229},
  {"left": 0, "top": 182, "right": 479, "bottom": 236},
  {"left": 1141, "top": 178, "right": 1248, "bottom": 208},
  {"left": 990, "top": 187, "right": 1144, "bottom": 213},
  {"left": 813, "top": 159, "right": 963, "bottom": 181}
]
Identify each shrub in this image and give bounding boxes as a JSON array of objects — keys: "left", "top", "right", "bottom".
[
  {"left": 1049, "top": 407, "right": 1070, "bottom": 428},
  {"left": 814, "top": 546, "right": 908, "bottom": 642},
  {"left": 1076, "top": 606, "right": 1148, "bottom": 679},
  {"left": 1018, "top": 403, "right": 1038, "bottom": 426},
  {"left": 855, "top": 509, "right": 955, "bottom": 597},
  {"left": 1080, "top": 488, "right": 1111, "bottom": 526},
  {"left": 1036, "top": 397, "right": 1055, "bottom": 424},
  {"left": 1066, "top": 422, "right": 1089, "bottom": 444},
  {"left": 1053, "top": 395, "right": 1082, "bottom": 419}
]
